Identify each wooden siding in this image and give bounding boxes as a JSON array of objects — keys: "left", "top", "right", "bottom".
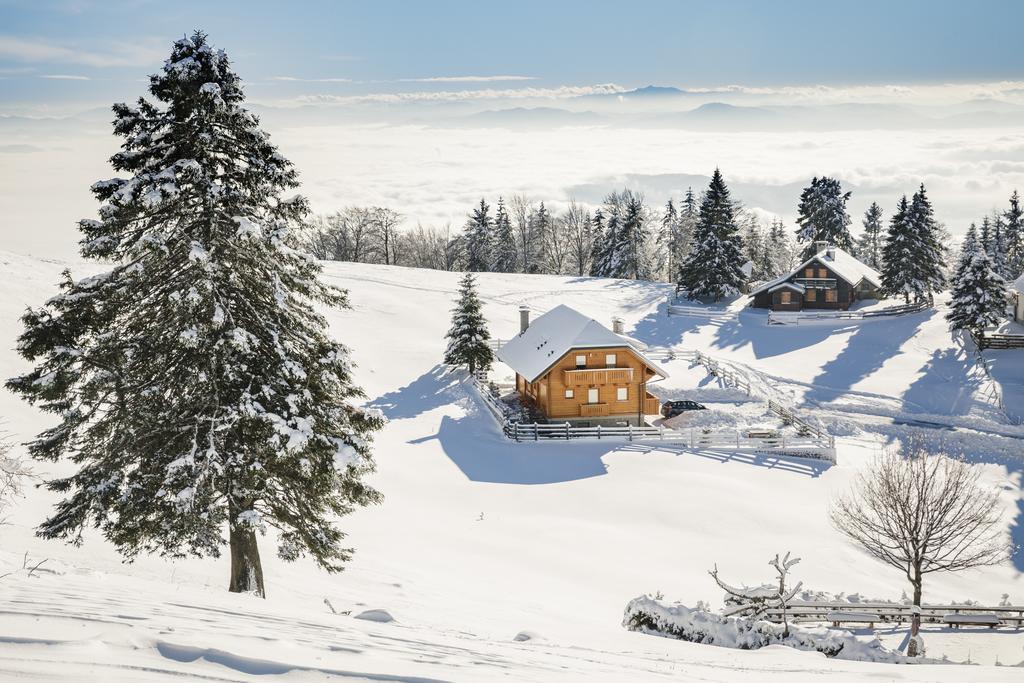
[{"left": 525, "top": 346, "right": 658, "bottom": 420}]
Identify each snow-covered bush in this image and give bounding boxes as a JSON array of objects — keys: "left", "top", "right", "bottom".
[{"left": 623, "top": 595, "right": 925, "bottom": 664}]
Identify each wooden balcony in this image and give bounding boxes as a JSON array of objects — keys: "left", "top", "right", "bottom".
[
  {"left": 643, "top": 394, "right": 660, "bottom": 415},
  {"left": 580, "top": 402, "right": 610, "bottom": 417},
  {"left": 564, "top": 367, "right": 633, "bottom": 386}
]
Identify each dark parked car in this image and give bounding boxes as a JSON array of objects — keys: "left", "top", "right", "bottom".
[{"left": 661, "top": 400, "right": 707, "bottom": 418}]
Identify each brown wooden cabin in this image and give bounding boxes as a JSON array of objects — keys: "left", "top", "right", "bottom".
[
  {"left": 750, "top": 244, "right": 882, "bottom": 312},
  {"left": 496, "top": 305, "right": 667, "bottom": 427}
]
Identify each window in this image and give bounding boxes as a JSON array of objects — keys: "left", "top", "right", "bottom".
[
  {"left": 564, "top": 389, "right": 574, "bottom": 399},
  {"left": 575, "top": 354, "right": 586, "bottom": 369},
  {"left": 587, "top": 388, "right": 599, "bottom": 404},
  {"left": 780, "top": 291, "right": 791, "bottom": 304},
  {"left": 825, "top": 289, "right": 837, "bottom": 303},
  {"left": 805, "top": 268, "right": 814, "bottom": 277},
  {"left": 605, "top": 353, "right": 617, "bottom": 367},
  {"left": 616, "top": 387, "right": 628, "bottom": 401},
  {"left": 805, "top": 288, "right": 817, "bottom": 302},
  {"left": 818, "top": 267, "right": 827, "bottom": 278}
]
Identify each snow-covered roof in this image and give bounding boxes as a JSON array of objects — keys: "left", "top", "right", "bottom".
[
  {"left": 768, "top": 281, "right": 805, "bottom": 294},
  {"left": 496, "top": 304, "right": 667, "bottom": 383},
  {"left": 1012, "top": 273, "right": 1024, "bottom": 295},
  {"left": 749, "top": 246, "right": 882, "bottom": 297}
]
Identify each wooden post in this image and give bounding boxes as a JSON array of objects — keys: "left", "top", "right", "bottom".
[
  {"left": 565, "top": 422, "right": 570, "bottom": 440},
  {"left": 628, "top": 424, "right": 633, "bottom": 442},
  {"left": 659, "top": 424, "right": 664, "bottom": 440},
  {"left": 597, "top": 424, "right": 601, "bottom": 440},
  {"left": 533, "top": 423, "right": 538, "bottom": 441},
  {"left": 514, "top": 422, "right": 519, "bottom": 442}
]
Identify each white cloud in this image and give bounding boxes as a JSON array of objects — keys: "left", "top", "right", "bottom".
[
  {"left": 0, "top": 35, "right": 164, "bottom": 68},
  {"left": 397, "top": 75, "right": 538, "bottom": 83},
  {"left": 271, "top": 76, "right": 353, "bottom": 83},
  {"left": 40, "top": 74, "right": 90, "bottom": 81},
  {"left": 288, "top": 83, "right": 626, "bottom": 105}
]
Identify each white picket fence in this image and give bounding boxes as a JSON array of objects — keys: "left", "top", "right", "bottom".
[
  {"left": 469, "top": 378, "right": 836, "bottom": 463},
  {"left": 666, "top": 301, "right": 740, "bottom": 320}
]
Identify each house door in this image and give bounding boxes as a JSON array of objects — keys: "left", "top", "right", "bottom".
[{"left": 587, "top": 388, "right": 599, "bottom": 404}]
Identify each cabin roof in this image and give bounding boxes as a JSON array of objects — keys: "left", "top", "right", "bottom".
[
  {"left": 768, "top": 281, "right": 806, "bottom": 294},
  {"left": 749, "top": 245, "right": 882, "bottom": 297},
  {"left": 496, "top": 304, "right": 668, "bottom": 383},
  {"left": 1012, "top": 272, "right": 1024, "bottom": 295}
]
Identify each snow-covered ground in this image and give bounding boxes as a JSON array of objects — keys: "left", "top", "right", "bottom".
[{"left": 0, "top": 251, "right": 1022, "bottom": 680}]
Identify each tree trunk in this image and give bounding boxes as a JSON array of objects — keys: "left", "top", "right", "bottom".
[
  {"left": 229, "top": 523, "right": 265, "bottom": 598},
  {"left": 907, "top": 577, "right": 923, "bottom": 656}
]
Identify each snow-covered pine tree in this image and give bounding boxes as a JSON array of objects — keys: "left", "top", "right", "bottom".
[
  {"left": 1004, "top": 190, "right": 1023, "bottom": 276},
  {"left": 588, "top": 209, "right": 606, "bottom": 276},
  {"left": 741, "top": 216, "right": 769, "bottom": 281},
  {"left": 794, "top": 176, "right": 854, "bottom": 259},
  {"left": 907, "top": 184, "right": 947, "bottom": 302},
  {"left": 673, "top": 187, "right": 698, "bottom": 274},
  {"left": 443, "top": 273, "right": 494, "bottom": 374},
  {"left": 659, "top": 199, "right": 678, "bottom": 281},
  {"left": 491, "top": 197, "right": 518, "bottom": 273},
  {"left": 856, "top": 202, "right": 884, "bottom": 269},
  {"left": 5, "top": 32, "right": 383, "bottom": 598},
  {"left": 525, "top": 202, "right": 551, "bottom": 274},
  {"left": 946, "top": 238, "right": 1007, "bottom": 340},
  {"left": 766, "top": 217, "right": 794, "bottom": 278},
  {"left": 464, "top": 199, "right": 493, "bottom": 272},
  {"left": 979, "top": 215, "right": 992, "bottom": 254},
  {"left": 608, "top": 191, "right": 652, "bottom": 280},
  {"left": 676, "top": 169, "right": 747, "bottom": 301},
  {"left": 989, "top": 215, "right": 1011, "bottom": 280},
  {"left": 880, "top": 196, "right": 916, "bottom": 303},
  {"left": 593, "top": 198, "right": 623, "bottom": 277},
  {"left": 951, "top": 223, "right": 979, "bottom": 284}
]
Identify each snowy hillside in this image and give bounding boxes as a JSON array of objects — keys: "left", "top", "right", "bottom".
[{"left": 0, "top": 251, "right": 1021, "bottom": 680}]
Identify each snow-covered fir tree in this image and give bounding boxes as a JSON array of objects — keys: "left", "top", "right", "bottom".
[
  {"left": 443, "top": 273, "right": 494, "bottom": 374},
  {"left": 592, "top": 196, "right": 623, "bottom": 277},
  {"left": 588, "top": 209, "right": 606, "bottom": 276},
  {"left": 1004, "top": 190, "right": 1023, "bottom": 276},
  {"left": 741, "top": 216, "right": 771, "bottom": 281},
  {"left": 907, "top": 184, "right": 947, "bottom": 301},
  {"left": 658, "top": 199, "right": 678, "bottom": 281},
  {"left": 766, "top": 217, "right": 795, "bottom": 277},
  {"left": 794, "top": 176, "right": 853, "bottom": 258},
  {"left": 464, "top": 199, "right": 493, "bottom": 272},
  {"left": 676, "top": 169, "right": 747, "bottom": 301},
  {"left": 608, "top": 191, "right": 653, "bottom": 280},
  {"left": 490, "top": 197, "right": 518, "bottom": 273},
  {"left": 988, "top": 215, "right": 1011, "bottom": 280},
  {"left": 676, "top": 186, "right": 698, "bottom": 266},
  {"left": 5, "top": 32, "right": 383, "bottom": 598},
  {"left": 979, "top": 215, "right": 992, "bottom": 254},
  {"left": 525, "top": 202, "right": 551, "bottom": 274},
  {"left": 856, "top": 201, "right": 884, "bottom": 269},
  {"left": 946, "top": 236, "right": 1007, "bottom": 340},
  {"left": 880, "top": 195, "right": 915, "bottom": 302}
]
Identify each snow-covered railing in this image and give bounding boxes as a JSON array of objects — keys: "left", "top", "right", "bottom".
[
  {"left": 978, "top": 333, "right": 1024, "bottom": 350},
  {"left": 751, "top": 600, "right": 1024, "bottom": 628},
  {"left": 666, "top": 300, "right": 740, "bottom": 320},
  {"left": 467, "top": 378, "right": 835, "bottom": 463},
  {"left": 768, "top": 301, "right": 929, "bottom": 325}
]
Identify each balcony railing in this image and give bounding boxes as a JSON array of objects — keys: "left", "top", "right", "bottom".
[
  {"left": 580, "top": 402, "right": 610, "bottom": 417},
  {"left": 793, "top": 277, "right": 837, "bottom": 289},
  {"left": 564, "top": 367, "right": 633, "bottom": 386}
]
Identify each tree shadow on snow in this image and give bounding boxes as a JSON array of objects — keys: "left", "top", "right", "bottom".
[
  {"left": 901, "top": 346, "right": 987, "bottom": 416},
  {"left": 368, "top": 365, "right": 462, "bottom": 420},
  {"left": 616, "top": 443, "right": 831, "bottom": 478}
]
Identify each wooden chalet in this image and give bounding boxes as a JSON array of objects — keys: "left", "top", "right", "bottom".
[
  {"left": 496, "top": 305, "right": 667, "bottom": 427},
  {"left": 750, "top": 243, "right": 882, "bottom": 312}
]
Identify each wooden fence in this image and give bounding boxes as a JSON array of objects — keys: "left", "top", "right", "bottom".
[
  {"left": 746, "top": 600, "right": 1024, "bottom": 629},
  {"left": 978, "top": 333, "right": 1024, "bottom": 350},
  {"left": 666, "top": 302, "right": 740, "bottom": 320},
  {"left": 469, "top": 379, "right": 836, "bottom": 462},
  {"left": 768, "top": 301, "right": 929, "bottom": 325}
]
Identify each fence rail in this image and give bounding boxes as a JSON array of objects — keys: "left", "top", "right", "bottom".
[
  {"left": 747, "top": 600, "right": 1024, "bottom": 628},
  {"left": 768, "top": 301, "right": 929, "bottom": 325},
  {"left": 666, "top": 301, "right": 740, "bottom": 320},
  {"left": 979, "top": 333, "right": 1024, "bottom": 350},
  {"left": 469, "top": 378, "right": 835, "bottom": 462}
]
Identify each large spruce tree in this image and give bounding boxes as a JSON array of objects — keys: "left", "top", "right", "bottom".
[
  {"left": 1004, "top": 190, "right": 1023, "bottom": 276},
  {"left": 6, "top": 33, "right": 383, "bottom": 599},
  {"left": 947, "top": 236, "right": 1006, "bottom": 340},
  {"left": 676, "top": 169, "right": 747, "bottom": 301},
  {"left": 464, "top": 199, "right": 493, "bottom": 272},
  {"left": 491, "top": 197, "right": 518, "bottom": 273},
  {"left": 856, "top": 202, "right": 884, "bottom": 269},
  {"left": 444, "top": 273, "right": 494, "bottom": 374},
  {"left": 794, "top": 176, "right": 853, "bottom": 259}
]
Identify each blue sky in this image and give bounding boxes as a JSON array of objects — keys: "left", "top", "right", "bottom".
[{"left": 3, "top": 0, "right": 1024, "bottom": 112}]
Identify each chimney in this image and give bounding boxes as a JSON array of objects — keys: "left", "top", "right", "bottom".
[
  {"left": 519, "top": 305, "right": 530, "bottom": 334},
  {"left": 612, "top": 317, "right": 624, "bottom": 335},
  {"left": 813, "top": 240, "right": 829, "bottom": 254}
]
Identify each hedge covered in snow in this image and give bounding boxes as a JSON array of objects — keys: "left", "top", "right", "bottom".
[{"left": 623, "top": 595, "right": 925, "bottom": 664}]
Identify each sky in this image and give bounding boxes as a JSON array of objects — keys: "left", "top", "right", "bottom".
[{"left": 2, "top": 0, "right": 1024, "bottom": 259}]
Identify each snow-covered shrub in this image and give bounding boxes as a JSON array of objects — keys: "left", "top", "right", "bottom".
[{"left": 623, "top": 595, "right": 925, "bottom": 664}]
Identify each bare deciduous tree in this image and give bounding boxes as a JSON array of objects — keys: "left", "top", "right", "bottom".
[
  {"left": 562, "top": 200, "right": 593, "bottom": 276},
  {"left": 0, "top": 439, "right": 29, "bottom": 524},
  {"left": 372, "top": 207, "right": 404, "bottom": 266},
  {"left": 830, "top": 443, "right": 1010, "bottom": 656},
  {"left": 709, "top": 551, "right": 803, "bottom": 637}
]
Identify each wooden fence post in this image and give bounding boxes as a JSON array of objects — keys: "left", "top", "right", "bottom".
[
  {"left": 597, "top": 424, "right": 601, "bottom": 440},
  {"left": 533, "top": 423, "right": 538, "bottom": 441},
  {"left": 628, "top": 424, "right": 633, "bottom": 442},
  {"left": 565, "top": 422, "right": 570, "bottom": 440},
  {"left": 514, "top": 422, "right": 520, "bottom": 442}
]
